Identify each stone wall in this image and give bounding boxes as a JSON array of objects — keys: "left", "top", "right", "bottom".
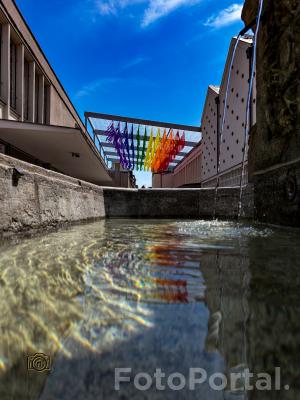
[
  {"left": 242, "top": 0, "right": 300, "bottom": 226},
  {"left": 0, "top": 153, "right": 254, "bottom": 237},
  {"left": 102, "top": 186, "right": 254, "bottom": 219},
  {"left": 0, "top": 154, "right": 105, "bottom": 238},
  {"left": 253, "top": 159, "right": 300, "bottom": 226},
  {"left": 243, "top": 0, "right": 300, "bottom": 169}
]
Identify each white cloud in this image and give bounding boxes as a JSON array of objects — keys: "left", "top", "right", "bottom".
[
  {"left": 97, "top": 2, "right": 116, "bottom": 15},
  {"left": 123, "top": 56, "right": 149, "bottom": 69},
  {"left": 95, "top": 0, "right": 201, "bottom": 26},
  {"left": 142, "top": 0, "right": 200, "bottom": 27},
  {"left": 75, "top": 78, "right": 121, "bottom": 98},
  {"left": 204, "top": 3, "right": 242, "bottom": 28},
  {"left": 96, "top": 0, "right": 144, "bottom": 16}
]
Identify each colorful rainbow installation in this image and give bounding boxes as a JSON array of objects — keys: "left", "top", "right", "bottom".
[{"left": 105, "top": 122, "right": 185, "bottom": 172}]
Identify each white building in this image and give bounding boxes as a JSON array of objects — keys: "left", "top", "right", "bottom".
[{"left": 153, "top": 35, "right": 256, "bottom": 188}]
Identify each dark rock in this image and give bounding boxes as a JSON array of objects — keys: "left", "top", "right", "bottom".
[
  {"left": 243, "top": 0, "right": 300, "bottom": 226},
  {"left": 242, "top": 0, "right": 259, "bottom": 26}
]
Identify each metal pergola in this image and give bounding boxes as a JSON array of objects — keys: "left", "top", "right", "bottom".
[{"left": 84, "top": 112, "right": 202, "bottom": 171}]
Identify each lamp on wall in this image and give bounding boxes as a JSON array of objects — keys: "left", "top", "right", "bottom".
[{"left": 12, "top": 167, "right": 24, "bottom": 187}]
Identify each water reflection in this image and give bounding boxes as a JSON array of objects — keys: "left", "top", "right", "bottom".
[{"left": 0, "top": 220, "right": 299, "bottom": 399}]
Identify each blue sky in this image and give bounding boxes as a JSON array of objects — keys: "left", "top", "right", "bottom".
[{"left": 16, "top": 0, "right": 244, "bottom": 187}]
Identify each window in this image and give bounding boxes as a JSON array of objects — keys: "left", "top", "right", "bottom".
[
  {"left": 43, "top": 83, "right": 50, "bottom": 125},
  {"left": 0, "top": 25, "right": 2, "bottom": 98},
  {"left": 24, "top": 59, "right": 29, "bottom": 121},
  {"left": 35, "top": 73, "right": 39, "bottom": 122},
  {"left": 10, "top": 41, "right": 17, "bottom": 110}
]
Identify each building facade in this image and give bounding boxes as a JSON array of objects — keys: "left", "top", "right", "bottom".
[
  {"left": 152, "top": 143, "right": 202, "bottom": 188},
  {"left": 153, "top": 36, "right": 256, "bottom": 188},
  {"left": 0, "top": 1, "right": 84, "bottom": 129},
  {"left": 0, "top": 0, "right": 134, "bottom": 187}
]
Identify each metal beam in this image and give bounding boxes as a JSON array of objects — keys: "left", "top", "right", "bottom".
[
  {"left": 108, "top": 157, "right": 180, "bottom": 165},
  {"left": 104, "top": 150, "right": 188, "bottom": 157},
  {"left": 100, "top": 138, "right": 198, "bottom": 149},
  {"left": 85, "top": 112, "right": 201, "bottom": 133},
  {"left": 96, "top": 129, "right": 200, "bottom": 148}
]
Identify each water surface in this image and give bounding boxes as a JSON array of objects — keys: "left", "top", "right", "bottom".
[{"left": 0, "top": 219, "right": 299, "bottom": 400}]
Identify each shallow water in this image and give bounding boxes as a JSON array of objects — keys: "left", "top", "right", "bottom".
[{"left": 0, "top": 219, "right": 299, "bottom": 400}]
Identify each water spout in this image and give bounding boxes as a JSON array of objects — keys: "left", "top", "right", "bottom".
[{"left": 238, "top": 0, "right": 265, "bottom": 218}]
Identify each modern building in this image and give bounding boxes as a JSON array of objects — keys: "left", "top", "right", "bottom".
[
  {"left": 0, "top": 0, "right": 134, "bottom": 187},
  {"left": 152, "top": 142, "right": 202, "bottom": 188},
  {"left": 153, "top": 35, "right": 256, "bottom": 188}
]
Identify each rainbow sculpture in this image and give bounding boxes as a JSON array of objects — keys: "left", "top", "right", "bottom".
[{"left": 105, "top": 123, "right": 185, "bottom": 172}]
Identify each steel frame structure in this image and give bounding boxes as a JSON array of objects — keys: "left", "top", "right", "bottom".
[{"left": 84, "top": 111, "right": 202, "bottom": 171}]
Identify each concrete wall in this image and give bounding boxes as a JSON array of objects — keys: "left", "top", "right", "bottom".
[
  {"left": 0, "top": 153, "right": 105, "bottom": 237},
  {"left": 162, "top": 172, "right": 174, "bottom": 188},
  {"left": 103, "top": 186, "right": 254, "bottom": 219},
  {"left": 172, "top": 144, "right": 202, "bottom": 187},
  {"left": 152, "top": 173, "right": 161, "bottom": 188},
  {"left": 218, "top": 37, "right": 255, "bottom": 173},
  {"left": 0, "top": 153, "right": 254, "bottom": 237},
  {"left": 201, "top": 37, "right": 255, "bottom": 188},
  {"left": 253, "top": 159, "right": 300, "bottom": 227},
  {"left": 202, "top": 164, "right": 248, "bottom": 188},
  {"left": 109, "top": 170, "right": 134, "bottom": 188},
  {"left": 201, "top": 85, "right": 219, "bottom": 182},
  {"left": 242, "top": 0, "right": 300, "bottom": 227},
  {"left": 49, "top": 88, "right": 77, "bottom": 128},
  {"left": 152, "top": 172, "right": 174, "bottom": 188}
]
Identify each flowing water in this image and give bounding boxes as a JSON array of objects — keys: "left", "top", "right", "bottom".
[{"left": 0, "top": 220, "right": 299, "bottom": 400}]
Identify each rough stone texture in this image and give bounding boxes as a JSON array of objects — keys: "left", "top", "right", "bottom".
[
  {"left": 242, "top": 0, "right": 259, "bottom": 27},
  {"left": 242, "top": 0, "right": 300, "bottom": 226},
  {"left": 103, "top": 186, "right": 254, "bottom": 219},
  {"left": 0, "top": 154, "right": 105, "bottom": 237},
  {"left": 253, "top": 160, "right": 300, "bottom": 226},
  {"left": 0, "top": 153, "right": 254, "bottom": 236}
]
